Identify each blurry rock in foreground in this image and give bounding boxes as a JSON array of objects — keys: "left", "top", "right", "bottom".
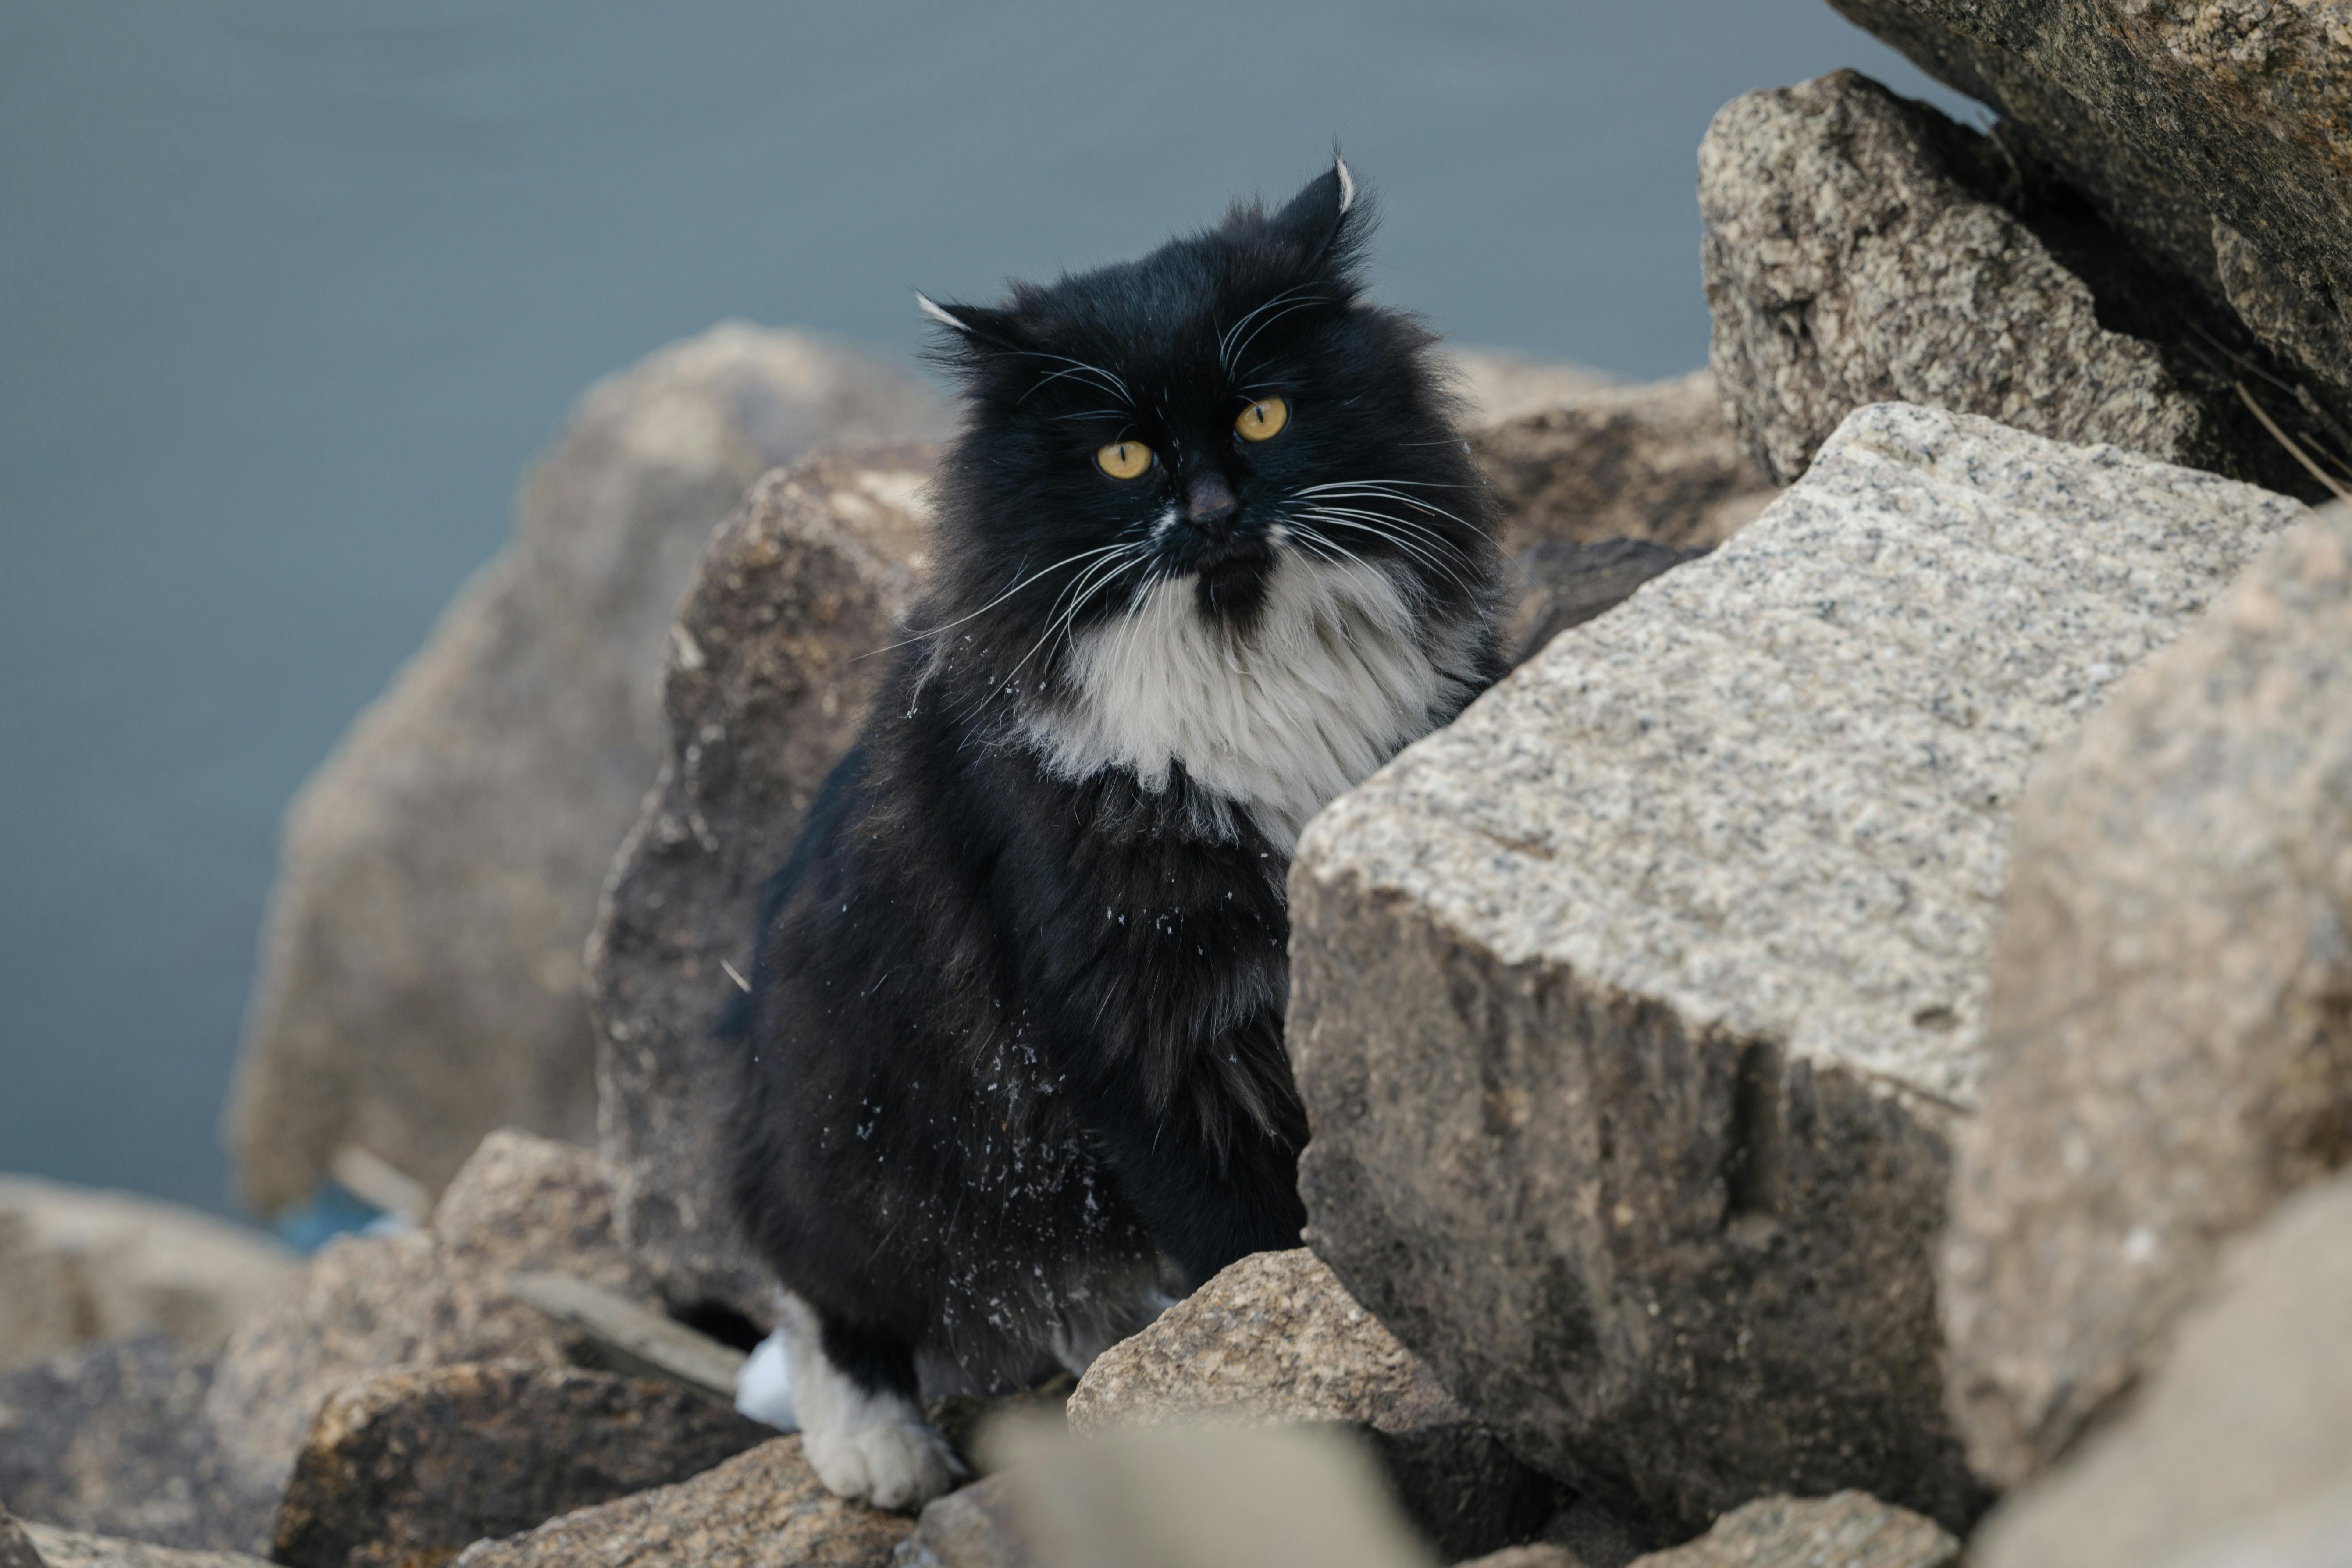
[
  {"left": 1819, "top": 0, "right": 2352, "bottom": 424},
  {"left": 1290, "top": 402, "right": 2307, "bottom": 1532},
  {"left": 1628, "top": 1494, "right": 1955, "bottom": 1568},
  {"left": 1445, "top": 347, "right": 1615, "bottom": 427},
  {"left": 0, "top": 1337, "right": 268, "bottom": 1556},
  {"left": 1068, "top": 1248, "right": 1560, "bottom": 1560},
  {"left": 1701, "top": 71, "right": 2256, "bottom": 489},
  {"left": 1969, "top": 1172, "right": 2352, "bottom": 1568},
  {"left": 588, "top": 446, "right": 934, "bottom": 1319},
  {"left": 1944, "top": 501, "right": 2352, "bottom": 1485},
  {"left": 272, "top": 1360, "right": 770, "bottom": 1568},
  {"left": 18, "top": 1521, "right": 272, "bottom": 1568},
  {"left": 450, "top": 1436, "right": 910, "bottom": 1568},
  {"left": 229, "top": 324, "right": 943, "bottom": 1218},
  {"left": 0, "top": 1177, "right": 292, "bottom": 1377},
  {"left": 987, "top": 1420, "right": 1436, "bottom": 1568},
  {"left": 202, "top": 1131, "right": 653, "bottom": 1529}
]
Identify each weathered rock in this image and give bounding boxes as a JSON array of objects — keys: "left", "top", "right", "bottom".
[
  {"left": 449, "top": 1436, "right": 911, "bottom": 1568},
  {"left": 201, "top": 1131, "right": 654, "bottom": 1525},
  {"left": 0, "top": 1337, "right": 269, "bottom": 1555},
  {"left": 19, "top": 1523, "right": 272, "bottom": 1568},
  {"left": 1943, "top": 501, "right": 2352, "bottom": 1484},
  {"left": 587, "top": 446, "right": 936, "bottom": 1319},
  {"left": 273, "top": 1361, "right": 771, "bottom": 1568},
  {"left": 1819, "top": 0, "right": 2352, "bottom": 423},
  {"left": 1625, "top": 1494, "right": 1955, "bottom": 1568},
  {"left": 0, "top": 1511, "right": 39, "bottom": 1568},
  {"left": 1970, "top": 1173, "right": 2352, "bottom": 1568},
  {"left": 1462, "top": 1550, "right": 1586, "bottom": 1568},
  {"left": 230, "top": 324, "right": 944, "bottom": 1216},
  {"left": 1506, "top": 538, "right": 1708, "bottom": 667},
  {"left": 1446, "top": 348, "right": 1615, "bottom": 428},
  {"left": 1698, "top": 70, "right": 2279, "bottom": 491},
  {"left": 1288, "top": 402, "right": 2309, "bottom": 1533},
  {"left": 0, "top": 1178, "right": 292, "bottom": 1376},
  {"left": 1472, "top": 372, "right": 1777, "bottom": 556},
  {"left": 1069, "top": 1248, "right": 1557, "bottom": 1559},
  {"left": 892, "top": 1478, "right": 1034, "bottom": 1568},
  {"left": 1539, "top": 1500, "right": 1651, "bottom": 1568}
]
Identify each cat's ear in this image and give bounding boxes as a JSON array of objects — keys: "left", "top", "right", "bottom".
[
  {"left": 1270, "top": 153, "right": 1365, "bottom": 270},
  {"left": 914, "top": 292, "right": 1030, "bottom": 355}
]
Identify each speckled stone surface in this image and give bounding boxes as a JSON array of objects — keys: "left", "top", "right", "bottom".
[
  {"left": 450, "top": 1437, "right": 910, "bottom": 1568},
  {"left": 1626, "top": 1494, "right": 1955, "bottom": 1568},
  {"left": 1068, "top": 1249, "right": 1557, "bottom": 1559},
  {"left": 1946, "top": 501, "right": 2352, "bottom": 1485},
  {"left": 1970, "top": 1174, "right": 2352, "bottom": 1568},
  {"left": 1289, "top": 402, "right": 2306, "bottom": 1532},
  {"left": 1701, "top": 71, "right": 2208, "bottom": 488}
]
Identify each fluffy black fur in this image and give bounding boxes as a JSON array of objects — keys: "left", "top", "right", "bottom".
[{"left": 727, "top": 162, "right": 1505, "bottom": 1419}]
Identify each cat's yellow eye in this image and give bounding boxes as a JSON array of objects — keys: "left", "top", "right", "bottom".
[
  {"left": 1095, "top": 440, "right": 1156, "bottom": 480},
  {"left": 1235, "top": 396, "right": 1290, "bottom": 443}
]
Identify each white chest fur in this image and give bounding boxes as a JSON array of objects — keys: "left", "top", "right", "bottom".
[{"left": 1023, "top": 555, "right": 1477, "bottom": 852}]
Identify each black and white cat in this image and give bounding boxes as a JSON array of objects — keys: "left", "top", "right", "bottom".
[{"left": 726, "top": 158, "right": 1505, "bottom": 1508}]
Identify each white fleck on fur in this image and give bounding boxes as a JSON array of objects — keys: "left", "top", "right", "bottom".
[
  {"left": 768, "top": 1292, "right": 964, "bottom": 1510},
  {"left": 1026, "top": 555, "right": 1478, "bottom": 851}
]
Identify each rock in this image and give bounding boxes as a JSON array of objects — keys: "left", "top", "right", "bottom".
[
  {"left": 587, "top": 445, "right": 936, "bottom": 1319},
  {"left": 1968, "top": 1173, "right": 2352, "bottom": 1568},
  {"left": 986, "top": 1420, "right": 1435, "bottom": 1568},
  {"left": 1506, "top": 538, "right": 1708, "bottom": 667},
  {"left": 891, "top": 1478, "right": 1034, "bottom": 1568},
  {"left": 272, "top": 1361, "right": 772, "bottom": 1568},
  {"left": 228, "top": 324, "right": 944, "bottom": 1217},
  {"left": 0, "top": 1178, "right": 292, "bottom": 1377},
  {"left": 448, "top": 1436, "right": 911, "bottom": 1568},
  {"left": 1287, "top": 402, "right": 2309, "bottom": 1533},
  {"left": 1068, "top": 1249, "right": 1557, "bottom": 1560},
  {"left": 1471, "top": 372, "right": 1777, "bottom": 556},
  {"left": 1818, "top": 0, "right": 2352, "bottom": 423},
  {"left": 1461, "top": 1550, "right": 1587, "bottom": 1568},
  {"left": 0, "top": 1511, "right": 38, "bottom": 1568},
  {"left": 1445, "top": 348, "right": 1616, "bottom": 427},
  {"left": 0, "top": 1337, "right": 270, "bottom": 1555},
  {"left": 19, "top": 1523, "right": 272, "bottom": 1568},
  {"left": 1696, "top": 70, "right": 2306, "bottom": 494},
  {"left": 201, "top": 1131, "right": 654, "bottom": 1525},
  {"left": 1942, "top": 501, "right": 2352, "bottom": 1485},
  {"left": 1539, "top": 1500, "right": 1651, "bottom": 1568},
  {"left": 1625, "top": 1494, "right": 1955, "bottom": 1568}
]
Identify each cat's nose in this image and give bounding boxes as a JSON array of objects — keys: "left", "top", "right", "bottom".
[{"left": 1186, "top": 473, "right": 1239, "bottom": 535}]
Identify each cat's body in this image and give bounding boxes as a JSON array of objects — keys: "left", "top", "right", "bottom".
[{"left": 726, "top": 160, "right": 1505, "bottom": 1508}]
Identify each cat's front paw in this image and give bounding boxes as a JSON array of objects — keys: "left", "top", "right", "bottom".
[{"left": 803, "top": 1419, "right": 963, "bottom": 1511}]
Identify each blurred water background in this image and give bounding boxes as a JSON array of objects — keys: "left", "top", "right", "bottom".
[{"left": 0, "top": 1, "right": 1969, "bottom": 1216}]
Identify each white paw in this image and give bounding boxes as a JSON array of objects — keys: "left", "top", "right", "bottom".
[
  {"left": 734, "top": 1329, "right": 800, "bottom": 1430},
  {"left": 803, "top": 1418, "right": 964, "bottom": 1511}
]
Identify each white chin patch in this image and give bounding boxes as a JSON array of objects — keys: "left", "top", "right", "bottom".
[
  {"left": 734, "top": 1327, "right": 799, "bottom": 1430},
  {"left": 1025, "top": 554, "right": 1477, "bottom": 851}
]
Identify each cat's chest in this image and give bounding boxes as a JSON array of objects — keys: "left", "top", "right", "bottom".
[{"left": 1021, "top": 556, "right": 1475, "bottom": 851}]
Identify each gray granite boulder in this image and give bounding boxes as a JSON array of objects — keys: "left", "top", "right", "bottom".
[
  {"left": 1288, "top": 402, "right": 2308, "bottom": 1532},
  {"left": 1067, "top": 1248, "right": 1559, "bottom": 1560},
  {"left": 448, "top": 1437, "right": 911, "bottom": 1568},
  {"left": 587, "top": 446, "right": 936, "bottom": 1319},
  {"left": 272, "top": 1361, "right": 771, "bottom": 1568},
  {"left": 0, "top": 1179, "right": 291, "bottom": 1378},
  {"left": 1819, "top": 0, "right": 2352, "bottom": 425},
  {"left": 1943, "top": 501, "right": 2352, "bottom": 1485},
  {"left": 1969, "top": 1172, "right": 2352, "bottom": 1568},
  {"left": 201, "top": 1131, "right": 653, "bottom": 1526},
  {"left": 229, "top": 324, "right": 943, "bottom": 1217}
]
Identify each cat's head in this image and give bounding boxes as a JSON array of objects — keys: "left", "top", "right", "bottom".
[{"left": 911, "top": 157, "right": 1500, "bottom": 710}]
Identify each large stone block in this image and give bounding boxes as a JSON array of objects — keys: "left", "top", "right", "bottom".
[
  {"left": 587, "top": 447, "right": 935, "bottom": 1318},
  {"left": 1068, "top": 1249, "right": 1559, "bottom": 1560},
  {"left": 1943, "top": 502, "right": 2352, "bottom": 1483},
  {"left": 1818, "top": 0, "right": 2352, "bottom": 424},
  {"left": 0, "top": 1178, "right": 292, "bottom": 1377},
  {"left": 1288, "top": 402, "right": 2307, "bottom": 1532},
  {"left": 229, "top": 325, "right": 942, "bottom": 1216},
  {"left": 1969, "top": 1172, "right": 2352, "bottom": 1568},
  {"left": 201, "top": 1132, "right": 653, "bottom": 1524}
]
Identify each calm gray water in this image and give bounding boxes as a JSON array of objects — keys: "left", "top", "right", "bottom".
[{"left": 0, "top": 3, "right": 1967, "bottom": 1216}]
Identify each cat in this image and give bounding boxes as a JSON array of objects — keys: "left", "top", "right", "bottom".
[{"left": 725, "top": 156, "right": 1507, "bottom": 1509}]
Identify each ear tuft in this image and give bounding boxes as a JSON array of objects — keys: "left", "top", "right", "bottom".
[
  {"left": 914, "top": 291, "right": 972, "bottom": 333},
  {"left": 1334, "top": 153, "right": 1355, "bottom": 216}
]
